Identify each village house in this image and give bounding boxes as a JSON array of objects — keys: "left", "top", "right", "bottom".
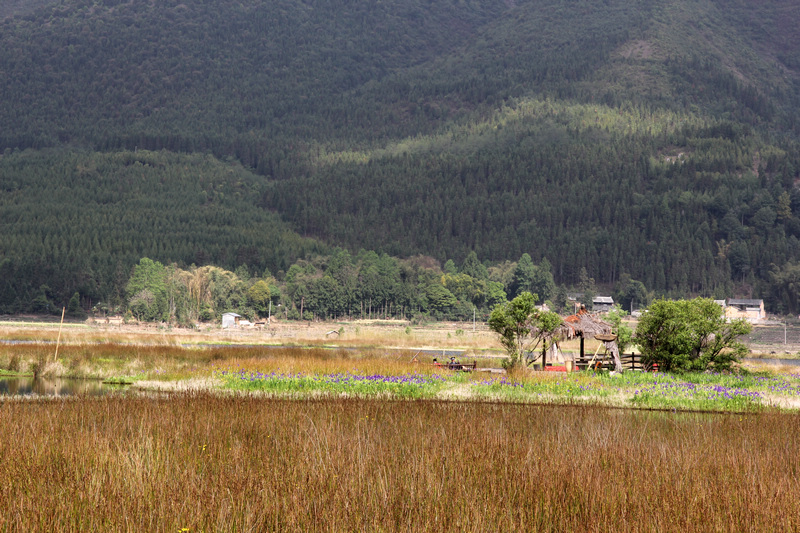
[
  {"left": 592, "top": 296, "right": 614, "bottom": 313},
  {"left": 721, "top": 299, "right": 766, "bottom": 322}
]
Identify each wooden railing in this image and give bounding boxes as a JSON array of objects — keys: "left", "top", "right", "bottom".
[
  {"left": 619, "top": 353, "right": 658, "bottom": 372},
  {"left": 433, "top": 361, "right": 477, "bottom": 372},
  {"left": 572, "top": 353, "right": 658, "bottom": 372}
]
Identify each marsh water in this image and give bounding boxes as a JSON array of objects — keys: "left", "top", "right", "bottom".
[{"left": 0, "top": 376, "right": 123, "bottom": 397}]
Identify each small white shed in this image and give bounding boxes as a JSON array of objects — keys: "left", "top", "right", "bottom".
[{"left": 222, "top": 312, "right": 242, "bottom": 328}]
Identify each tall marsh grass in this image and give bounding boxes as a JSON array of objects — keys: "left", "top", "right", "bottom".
[
  {"left": 0, "top": 342, "right": 445, "bottom": 381},
  {"left": 0, "top": 396, "right": 798, "bottom": 531}
]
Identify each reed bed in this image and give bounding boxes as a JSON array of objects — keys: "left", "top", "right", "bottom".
[
  {"left": 214, "top": 347, "right": 451, "bottom": 378},
  {"left": 0, "top": 342, "right": 451, "bottom": 380},
  {"left": 6, "top": 341, "right": 800, "bottom": 411},
  {"left": 0, "top": 343, "right": 221, "bottom": 378},
  {"left": 0, "top": 395, "right": 798, "bottom": 532}
]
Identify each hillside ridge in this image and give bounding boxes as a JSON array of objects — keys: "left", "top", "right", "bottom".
[{"left": 1, "top": 0, "right": 799, "bottom": 313}]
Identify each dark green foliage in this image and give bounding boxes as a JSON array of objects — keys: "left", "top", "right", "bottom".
[
  {"left": 634, "top": 298, "right": 751, "bottom": 373},
  {"left": 769, "top": 261, "right": 800, "bottom": 315},
  {"left": 0, "top": 0, "right": 799, "bottom": 311},
  {"left": 425, "top": 284, "right": 458, "bottom": 315},
  {"left": 66, "top": 291, "right": 86, "bottom": 319},
  {"left": 0, "top": 150, "right": 322, "bottom": 313},
  {"left": 30, "top": 285, "right": 56, "bottom": 315},
  {"left": 460, "top": 252, "right": 489, "bottom": 281},
  {"left": 614, "top": 275, "right": 650, "bottom": 314}
]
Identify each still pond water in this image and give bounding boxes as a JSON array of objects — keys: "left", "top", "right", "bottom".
[{"left": 0, "top": 377, "right": 125, "bottom": 397}]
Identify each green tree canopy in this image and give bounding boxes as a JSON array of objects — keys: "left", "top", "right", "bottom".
[
  {"left": 66, "top": 291, "right": 87, "bottom": 319},
  {"left": 509, "top": 254, "right": 536, "bottom": 298},
  {"left": 770, "top": 261, "right": 800, "bottom": 315},
  {"left": 634, "top": 298, "right": 751, "bottom": 373},
  {"left": 605, "top": 305, "right": 633, "bottom": 353},
  {"left": 126, "top": 258, "right": 167, "bottom": 322},
  {"left": 247, "top": 280, "right": 275, "bottom": 316},
  {"left": 614, "top": 274, "right": 650, "bottom": 313},
  {"left": 488, "top": 291, "right": 562, "bottom": 370},
  {"left": 425, "top": 283, "right": 458, "bottom": 314},
  {"left": 461, "top": 251, "right": 488, "bottom": 281}
]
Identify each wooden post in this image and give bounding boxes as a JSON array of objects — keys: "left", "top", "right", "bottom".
[{"left": 53, "top": 307, "right": 65, "bottom": 363}]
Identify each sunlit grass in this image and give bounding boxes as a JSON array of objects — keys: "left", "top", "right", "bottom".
[
  {"left": 0, "top": 396, "right": 798, "bottom": 531},
  {"left": 471, "top": 370, "right": 774, "bottom": 412},
  {"left": 3, "top": 322, "right": 800, "bottom": 412},
  {"left": 218, "top": 370, "right": 450, "bottom": 399},
  {"left": 0, "top": 319, "right": 510, "bottom": 352}
]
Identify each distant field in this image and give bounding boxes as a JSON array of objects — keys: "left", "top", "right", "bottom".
[
  {"left": 2, "top": 321, "right": 800, "bottom": 412},
  {"left": 0, "top": 320, "right": 89, "bottom": 329},
  {"left": 743, "top": 324, "right": 800, "bottom": 356},
  {"left": 2, "top": 316, "right": 798, "bottom": 356},
  {"left": 0, "top": 317, "right": 507, "bottom": 353}
]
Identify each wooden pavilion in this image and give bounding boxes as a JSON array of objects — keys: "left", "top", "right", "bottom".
[{"left": 547, "top": 306, "right": 623, "bottom": 372}]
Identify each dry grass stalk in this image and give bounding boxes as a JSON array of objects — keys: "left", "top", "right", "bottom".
[{"left": 0, "top": 396, "right": 798, "bottom": 531}]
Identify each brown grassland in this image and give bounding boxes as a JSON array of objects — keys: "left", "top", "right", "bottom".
[
  {"left": 1, "top": 395, "right": 799, "bottom": 532},
  {"left": 0, "top": 319, "right": 503, "bottom": 351},
  {"left": 0, "top": 319, "right": 512, "bottom": 383},
  {"left": 2, "top": 320, "right": 800, "bottom": 531}
]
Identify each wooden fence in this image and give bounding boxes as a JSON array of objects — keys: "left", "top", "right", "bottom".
[{"left": 573, "top": 353, "right": 655, "bottom": 372}]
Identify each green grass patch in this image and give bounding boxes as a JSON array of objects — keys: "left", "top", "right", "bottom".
[
  {"left": 471, "top": 370, "right": 784, "bottom": 412},
  {"left": 218, "top": 369, "right": 450, "bottom": 399},
  {"left": 0, "top": 368, "right": 31, "bottom": 377}
]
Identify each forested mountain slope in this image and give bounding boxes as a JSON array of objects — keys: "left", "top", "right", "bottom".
[
  {"left": 1, "top": 0, "right": 799, "bottom": 313},
  {"left": 0, "top": 149, "right": 323, "bottom": 310}
]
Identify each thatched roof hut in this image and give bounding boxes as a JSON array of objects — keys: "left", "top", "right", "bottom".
[
  {"left": 550, "top": 306, "right": 623, "bottom": 372},
  {"left": 553, "top": 308, "right": 613, "bottom": 340}
]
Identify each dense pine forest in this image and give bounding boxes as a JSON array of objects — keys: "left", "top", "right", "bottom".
[{"left": 1, "top": 0, "right": 800, "bottom": 318}]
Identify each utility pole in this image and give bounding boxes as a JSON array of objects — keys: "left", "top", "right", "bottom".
[{"left": 53, "top": 307, "right": 65, "bottom": 364}]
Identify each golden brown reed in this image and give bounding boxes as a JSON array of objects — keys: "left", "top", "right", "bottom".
[
  {"left": 0, "top": 342, "right": 475, "bottom": 380},
  {"left": 0, "top": 343, "right": 216, "bottom": 378},
  {"left": 0, "top": 395, "right": 798, "bottom": 532},
  {"left": 213, "top": 345, "right": 465, "bottom": 378}
]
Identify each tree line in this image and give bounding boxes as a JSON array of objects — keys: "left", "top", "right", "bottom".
[
  {"left": 113, "top": 251, "right": 560, "bottom": 325},
  {"left": 61, "top": 250, "right": 648, "bottom": 325}
]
